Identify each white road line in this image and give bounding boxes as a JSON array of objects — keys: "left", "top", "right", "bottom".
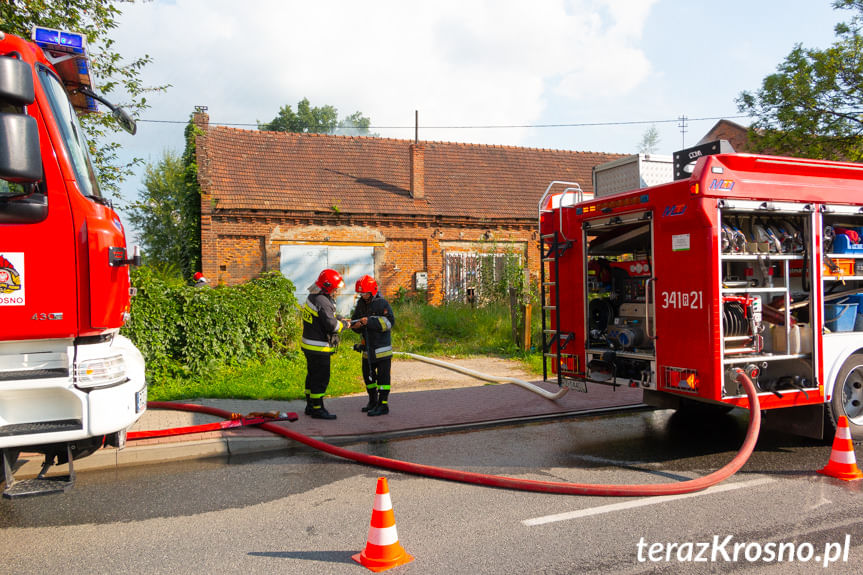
[{"left": 522, "top": 477, "right": 774, "bottom": 526}]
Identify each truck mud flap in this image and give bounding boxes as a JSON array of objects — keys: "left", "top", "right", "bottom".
[
  {"left": 2, "top": 446, "right": 75, "bottom": 499},
  {"left": 761, "top": 404, "right": 824, "bottom": 440}
]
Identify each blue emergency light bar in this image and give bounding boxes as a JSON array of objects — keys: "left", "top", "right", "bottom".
[{"left": 31, "top": 26, "right": 87, "bottom": 55}]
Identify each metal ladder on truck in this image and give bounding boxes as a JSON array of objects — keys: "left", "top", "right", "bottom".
[{"left": 538, "top": 182, "right": 583, "bottom": 387}]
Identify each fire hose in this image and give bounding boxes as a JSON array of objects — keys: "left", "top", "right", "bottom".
[
  {"left": 392, "top": 351, "right": 570, "bottom": 400},
  {"left": 145, "top": 372, "right": 761, "bottom": 496}
]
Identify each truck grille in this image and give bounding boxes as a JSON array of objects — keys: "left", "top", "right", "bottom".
[
  {"left": 0, "top": 368, "right": 69, "bottom": 381},
  {"left": 0, "top": 419, "right": 82, "bottom": 437}
]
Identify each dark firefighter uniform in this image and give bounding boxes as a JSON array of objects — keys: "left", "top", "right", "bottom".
[
  {"left": 351, "top": 293, "right": 395, "bottom": 415},
  {"left": 301, "top": 291, "right": 345, "bottom": 419}
]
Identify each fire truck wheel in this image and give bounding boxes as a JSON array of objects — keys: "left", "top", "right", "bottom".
[{"left": 829, "top": 353, "right": 863, "bottom": 441}]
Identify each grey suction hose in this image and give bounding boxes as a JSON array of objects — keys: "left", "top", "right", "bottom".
[{"left": 392, "top": 351, "right": 570, "bottom": 400}]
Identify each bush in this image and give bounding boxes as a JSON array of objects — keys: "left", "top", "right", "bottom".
[{"left": 121, "top": 268, "right": 300, "bottom": 389}]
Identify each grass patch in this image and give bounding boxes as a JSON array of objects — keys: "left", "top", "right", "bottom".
[{"left": 147, "top": 301, "right": 545, "bottom": 401}]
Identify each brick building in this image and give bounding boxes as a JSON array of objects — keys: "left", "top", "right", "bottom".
[
  {"left": 194, "top": 111, "right": 623, "bottom": 309},
  {"left": 698, "top": 119, "right": 749, "bottom": 152}
]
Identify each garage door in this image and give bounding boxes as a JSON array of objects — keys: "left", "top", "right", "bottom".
[{"left": 280, "top": 245, "right": 374, "bottom": 316}]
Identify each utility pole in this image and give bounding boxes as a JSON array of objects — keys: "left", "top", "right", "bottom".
[{"left": 678, "top": 114, "right": 688, "bottom": 149}]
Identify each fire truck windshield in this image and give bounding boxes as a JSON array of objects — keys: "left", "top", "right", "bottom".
[{"left": 37, "top": 65, "right": 102, "bottom": 201}]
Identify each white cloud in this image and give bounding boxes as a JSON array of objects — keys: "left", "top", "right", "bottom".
[{"left": 113, "top": 0, "right": 659, "bottom": 148}]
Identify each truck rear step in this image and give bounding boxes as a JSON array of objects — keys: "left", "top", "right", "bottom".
[{"left": 2, "top": 446, "right": 75, "bottom": 499}]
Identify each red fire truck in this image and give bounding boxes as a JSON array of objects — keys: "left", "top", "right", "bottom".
[
  {"left": 1, "top": 28, "right": 146, "bottom": 497},
  {"left": 539, "top": 141, "right": 863, "bottom": 441}
]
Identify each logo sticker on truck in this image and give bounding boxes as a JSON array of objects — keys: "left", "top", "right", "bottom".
[{"left": 0, "top": 253, "right": 25, "bottom": 306}]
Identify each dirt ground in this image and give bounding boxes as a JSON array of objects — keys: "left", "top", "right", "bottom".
[{"left": 388, "top": 355, "right": 538, "bottom": 392}]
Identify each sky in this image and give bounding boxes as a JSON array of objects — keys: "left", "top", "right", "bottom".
[{"left": 107, "top": 0, "right": 850, "bottom": 231}]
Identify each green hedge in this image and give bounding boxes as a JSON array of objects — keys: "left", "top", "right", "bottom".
[{"left": 121, "top": 268, "right": 300, "bottom": 387}]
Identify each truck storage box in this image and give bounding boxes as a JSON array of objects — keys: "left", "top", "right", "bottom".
[
  {"left": 824, "top": 258, "right": 855, "bottom": 276},
  {"left": 832, "top": 234, "right": 863, "bottom": 254},
  {"left": 592, "top": 154, "right": 673, "bottom": 197}
]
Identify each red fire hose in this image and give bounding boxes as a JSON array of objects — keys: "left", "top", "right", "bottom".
[{"left": 146, "top": 373, "right": 761, "bottom": 496}]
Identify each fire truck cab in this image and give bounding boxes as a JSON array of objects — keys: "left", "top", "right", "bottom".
[
  {"left": 1, "top": 28, "right": 145, "bottom": 497},
  {"left": 539, "top": 141, "right": 863, "bottom": 441}
]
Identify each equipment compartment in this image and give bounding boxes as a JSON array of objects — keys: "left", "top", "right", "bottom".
[{"left": 718, "top": 209, "right": 816, "bottom": 398}]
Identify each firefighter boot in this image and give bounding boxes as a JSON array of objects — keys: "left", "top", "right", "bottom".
[
  {"left": 368, "top": 390, "right": 389, "bottom": 416},
  {"left": 304, "top": 390, "right": 312, "bottom": 415},
  {"left": 361, "top": 387, "right": 378, "bottom": 412},
  {"left": 309, "top": 397, "right": 337, "bottom": 420}
]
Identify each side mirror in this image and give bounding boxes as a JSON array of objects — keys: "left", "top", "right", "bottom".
[
  {"left": 77, "top": 86, "right": 137, "bottom": 135},
  {"left": 0, "top": 57, "right": 35, "bottom": 106},
  {"left": 0, "top": 113, "right": 42, "bottom": 183},
  {"left": 112, "top": 106, "right": 137, "bottom": 135}
]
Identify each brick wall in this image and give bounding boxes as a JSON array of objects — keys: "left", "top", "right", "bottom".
[{"left": 201, "top": 213, "right": 538, "bottom": 305}]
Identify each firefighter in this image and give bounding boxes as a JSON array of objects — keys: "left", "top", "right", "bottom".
[
  {"left": 301, "top": 269, "right": 350, "bottom": 420},
  {"left": 193, "top": 271, "right": 210, "bottom": 288},
  {"left": 350, "top": 275, "right": 395, "bottom": 416}
]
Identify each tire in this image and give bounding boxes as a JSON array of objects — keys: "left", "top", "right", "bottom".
[{"left": 827, "top": 353, "right": 863, "bottom": 441}]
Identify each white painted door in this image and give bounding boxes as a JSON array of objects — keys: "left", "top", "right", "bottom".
[{"left": 280, "top": 245, "right": 374, "bottom": 316}]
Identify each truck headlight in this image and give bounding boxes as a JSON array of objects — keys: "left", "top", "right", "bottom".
[{"left": 75, "top": 354, "right": 127, "bottom": 389}]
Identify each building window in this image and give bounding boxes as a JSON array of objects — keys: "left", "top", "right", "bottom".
[{"left": 444, "top": 251, "right": 521, "bottom": 303}]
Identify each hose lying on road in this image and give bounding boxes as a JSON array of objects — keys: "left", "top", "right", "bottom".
[
  {"left": 392, "top": 351, "right": 570, "bottom": 400},
  {"left": 147, "top": 372, "right": 761, "bottom": 497}
]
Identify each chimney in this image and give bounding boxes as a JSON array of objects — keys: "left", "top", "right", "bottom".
[
  {"left": 193, "top": 105, "right": 209, "bottom": 129},
  {"left": 410, "top": 143, "right": 425, "bottom": 199}
]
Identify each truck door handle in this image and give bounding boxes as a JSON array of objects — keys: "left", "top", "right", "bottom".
[{"left": 645, "top": 277, "right": 655, "bottom": 340}]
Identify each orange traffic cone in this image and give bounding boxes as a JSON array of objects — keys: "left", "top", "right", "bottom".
[
  {"left": 818, "top": 416, "right": 863, "bottom": 481},
  {"left": 352, "top": 477, "right": 414, "bottom": 572}
]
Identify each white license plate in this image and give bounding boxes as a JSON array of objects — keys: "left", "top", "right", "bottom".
[
  {"left": 562, "top": 378, "right": 588, "bottom": 393},
  {"left": 135, "top": 386, "right": 147, "bottom": 413}
]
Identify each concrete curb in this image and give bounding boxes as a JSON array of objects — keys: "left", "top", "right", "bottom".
[{"left": 15, "top": 404, "right": 649, "bottom": 480}]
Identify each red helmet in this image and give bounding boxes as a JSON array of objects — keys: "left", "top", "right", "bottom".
[
  {"left": 193, "top": 272, "right": 204, "bottom": 281},
  {"left": 355, "top": 274, "right": 378, "bottom": 296},
  {"left": 315, "top": 269, "right": 345, "bottom": 294}
]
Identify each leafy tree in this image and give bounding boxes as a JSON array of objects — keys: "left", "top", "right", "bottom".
[
  {"left": 637, "top": 125, "right": 661, "bottom": 154},
  {"left": 259, "top": 97, "right": 372, "bottom": 135},
  {"left": 180, "top": 117, "right": 203, "bottom": 279},
  {"left": 334, "top": 110, "right": 373, "bottom": 135},
  {"left": 0, "top": 0, "right": 168, "bottom": 198},
  {"left": 126, "top": 150, "right": 186, "bottom": 268},
  {"left": 737, "top": 0, "right": 863, "bottom": 161},
  {"left": 127, "top": 116, "right": 201, "bottom": 279}
]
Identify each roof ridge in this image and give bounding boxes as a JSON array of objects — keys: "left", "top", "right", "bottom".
[{"left": 207, "top": 124, "right": 623, "bottom": 156}]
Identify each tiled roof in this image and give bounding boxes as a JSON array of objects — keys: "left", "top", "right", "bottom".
[
  {"left": 698, "top": 119, "right": 750, "bottom": 153},
  {"left": 199, "top": 124, "right": 625, "bottom": 220}
]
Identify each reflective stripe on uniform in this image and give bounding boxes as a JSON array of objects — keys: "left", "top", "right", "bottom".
[
  {"left": 374, "top": 345, "right": 392, "bottom": 358},
  {"left": 301, "top": 338, "right": 336, "bottom": 352},
  {"left": 376, "top": 317, "right": 392, "bottom": 331}
]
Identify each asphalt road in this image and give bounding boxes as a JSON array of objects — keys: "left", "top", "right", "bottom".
[{"left": 1, "top": 408, "right": 861, "bottom": 574}]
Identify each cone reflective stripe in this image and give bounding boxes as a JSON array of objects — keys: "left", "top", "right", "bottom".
[
  {"left": 818, "top": 416, "right": 863, "bottom": 481},
  {"left": 352, "top": 477, "right": 414, "bottom": 572}
]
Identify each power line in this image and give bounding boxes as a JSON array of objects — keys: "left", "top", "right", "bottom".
[{"left": 137, "top": 113, "right": 753, "bottom": 129}]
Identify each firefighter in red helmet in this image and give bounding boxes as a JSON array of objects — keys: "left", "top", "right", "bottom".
[
  {"left": 300, "top": 269, "right": 350, "bottom": 419},
  {"left": 350, "top": 274, "right": 395, "bottom": 416}
]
